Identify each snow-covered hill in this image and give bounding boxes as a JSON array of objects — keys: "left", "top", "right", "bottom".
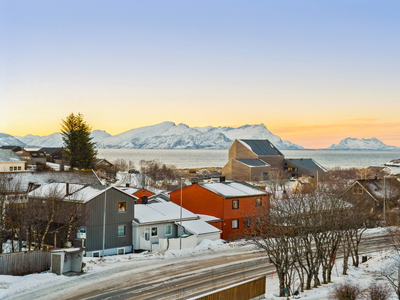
[
  {"left": 0, "top": 133, "right": 25, "bottom": 147},
  {"left": 328, "top": 137, "right": 400, "bottom": 151},
  {"left": 12, "top": 122, "right": 304, "bottom": 150}
]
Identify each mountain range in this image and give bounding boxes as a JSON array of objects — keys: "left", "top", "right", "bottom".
[
  {"left": 1, "top": 122, "right": 399, "bottom": 151},
  {"left": 12, "top": 122, "right": 303, "bottom": 150}
]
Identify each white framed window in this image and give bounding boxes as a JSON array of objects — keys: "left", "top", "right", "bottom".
[
  {"left": 117, "top": 248, "right": 125, "bottom": 255},
  {"left": 92, "top": 251, "right": 100, "bottom": 257},
  {"left": 18, "top": 166, "right": 21, "bottom": 171},
  {"left": 118, "top": 225, "right": 126, "bottom": 237},
  {"left": 144, "top": 228, "right": 150, "bottom": 241},
  {"left": 151, "top": 227, "right": 158, "bottom": 237},
  {"left": 9, "top": 166, "right": 13, "bottom": 172},
  {"left": 165, "top": 225, "right": 172, "bottom": 235},
  {"left": 232, "top": 219, "right": 239, "bottom": 229}
]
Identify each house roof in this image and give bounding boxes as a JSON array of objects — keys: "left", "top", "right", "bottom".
[
  {"left": 0, "top": 149, "right": 26, "bottom": 163},
  {"left": 40, "top": 147, "right": 63, "bottom": 155},
  {"left": 93, "top": 159, "right": 113, "bottom": 166},
  {"left": 0, "top": 146, "right": 22, "bottom": 152},
  {"left": 238, "top": 139, "right": 283, "bottom": 156},
  {"left": 134, "top": 202, "right": 198, "bottom": 224},
  {"left": 148, "top": 193, "right": 170, "bottom": 203},
  {"left": 26, "top": 150, "right": 46, "bottom": 158},
  {"left": 177, "top": 220, "right": 221, "bottom": 236},
  {"left": 28, "top": 183, "right": 137, "bottom": 203},
  {"left": 198, "top": 180, "right": 267, "bottom": 198},
  {"left": 356, "top": 178, "right": 400, "bottom": 202},
  {"left": 197, "top": 214, "right": 223, "bottom": 223},
  {"left": 4, "top": 170, "right": 102, "bottom": 193},
  {"left": 234, "top": 158, "right": 270, "bottom": 167},
  {"left": 286, "top": 158, "right": 327, "bottom": 173}
]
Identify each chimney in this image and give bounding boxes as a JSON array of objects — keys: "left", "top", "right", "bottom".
[
  {"left": 66, "top": 182, "right": 70, "bottom": 196},
  {"left": 220, "top": 176, "right": 225, "bottom": 183},
  {"left": 142, "top": 195, "right": 148, "bottom": 205},
  {"left": 126, "top": 183, "right": 130, "bottom": 187}
]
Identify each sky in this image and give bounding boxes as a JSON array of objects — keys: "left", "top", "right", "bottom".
[{"left": 1, "top": 1, "right": 399, "bottom": 148}]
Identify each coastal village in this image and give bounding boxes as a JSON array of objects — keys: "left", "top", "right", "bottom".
[{"left": 1, "top": 138, "right": 400, "bottom": 299}]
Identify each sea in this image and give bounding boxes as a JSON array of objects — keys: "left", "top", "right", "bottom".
[{"left": 97, "top": 149, "right": 400, "bottom": 173}]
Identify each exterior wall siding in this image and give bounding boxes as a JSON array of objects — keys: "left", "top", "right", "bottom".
[
  {"left": 133, "top": 222, "right": 178, "bottom": 250},
  {"left": 258, "top": 155, "right": 284, "bottom": 169},
  {"left": 84, "top": 188, "right": 135, "bottom": 253}
]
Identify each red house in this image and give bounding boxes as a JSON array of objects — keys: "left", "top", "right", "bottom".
[
  {"left": 169, "top": 179, "right": 269, "bottom": 240},
  {"left": 117, "top": 187, "right": 155, "bottom": 204}
]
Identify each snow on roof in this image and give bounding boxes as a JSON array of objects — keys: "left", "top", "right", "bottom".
[
  {"left": 0, "top": 149, "right": 25, "bottom": 163},
  {"left": 199, "top": 180, "right": 267, "bottom": 198},
  {"left": 134, "top": 202, "right": 198, "bottom": 224},
  {"left": 117, "top": 187, "right": 141, "bottom": 195},
  {"left": 197, "top": 214, "right": 222, "bottom": 222},
  {"left": 234, "top": 158, "right": 270, "bottom": 167},
  {"left": 178, "top": 220, "right": 221, "bottom": 236},
  {"left": 238, "top": 139, "right": 283, "bottom": 156}
]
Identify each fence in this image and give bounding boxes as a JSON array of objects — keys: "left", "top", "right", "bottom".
[
  {"left": 189, "top": 276, "right": 266, "bottom": 300},
  {"left": 0, "top": 250, "right": 51, "bottom": 276}
]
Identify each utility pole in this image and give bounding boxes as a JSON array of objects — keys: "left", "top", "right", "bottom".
[
  {"left": 102, "top": 186, "right": 107, "bottom": 257},
  {"left": 179, "top": 178, "right": 183, "bottom": 250}
]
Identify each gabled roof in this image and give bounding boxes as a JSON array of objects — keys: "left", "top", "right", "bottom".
[
  {"left": 148, "top": 193, "right": 170, "bottom": 203},
  {"left": 40, "top": 147, "right": 63, "bottom": 155},
  {"left": 234, "top": 158, "right": 270, "bottom": 167},
  {"left": 286, "top": 158, "right": 327, "bottom": 173},
  {"left": 238, "top": 139, "right": 283, "bottom": 156},
  {"left": 0, "top": 149, "right": 26, "bottom": 163},
  {"left": 133, "top": 202, "right": 198, "bottom": 224},
  {"left": 28, "top": 183, "right": 137, "bottom": 203},
  {"left": 198, "top": 180, "right": 267, "bottom": 198},
  {"left": 26, "top": 150, "right": 46, "bottom": 158}
]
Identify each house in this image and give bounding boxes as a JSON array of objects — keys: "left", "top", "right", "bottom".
[
  {"left": 132, "top": 202, "right": 221, "bottom": 251},
  {"left": 284, "top": 159, "right": 327, "bottom": 179},
  {"left": 40, "top": 147, "right": 64, "bottom": 164},
  {"left": 169, "top": 179, "right": 269, "bottom": 239},
  {"left": 16, "top": 149, "right": 47, "bottom": 166},
  {"left": 0, "top": 149, "right": 26, "bottom": 172},
  {"left": 292, "top": 177, "right": 316, "bottom": 193},
  {"left": 117, "top": 186, "right": 155, "bottom": 204},
  {"left": 222, "top": 139, "right": 327, "bottom": 181},
  {"left": 0, "top": 146, "right": 23, "bottom": 152},
  {"left": 92, "top": 158, "right": 116, "bottom": 179},
  {"left": 28, "top": 183, "right": 138, "bottom": 257},
  {"left": 343, "top": 177, "right": 400, "bottom": 211}
]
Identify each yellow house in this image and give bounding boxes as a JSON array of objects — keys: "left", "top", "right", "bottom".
[{"left": 0, "top": 149, "right": 26, "bottom": 172}]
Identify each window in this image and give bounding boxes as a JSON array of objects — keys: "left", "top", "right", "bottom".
[
  {"left": 244, "top": 218, "right": 250, "bottom": 228},
  {"left": 263, "top": 173, "right": 269, "bottom": 180},
  {"left": 165, "top": 225, "right": 172, "bottom": 235},
  {"left": 118, "top": 225, "right": 126, "bottom": 237},
  {"left": 9, "top": 166, "right": 12, "bottom": 171},
  {"left": 13, "top": 166, "right": 17, "bottom": 171},
  {"left": 118, "top": 202, "right": 126, "bottom": 212},
  {"left": 18, "top": 166, "right": 21, "bottom": 170},
  {"left": 144, "top": 228, "right": 150, "bottom": 241},
  {"left": 232, "top": 219, "right": 239, "bottom": 229},
  {"left": 92, "top": 251, "right": 100, "bottom": 257},
  {"left": 232, "top": 200, "right": 239, "bottom": 209},
  {"left": 151, "top": 227, "right": 158, "bottom": 237},
  {"left": 255, "top": 198, "right": 262, "bottom": 207},
  {"left": 255, "top": 217, "right": 261, "bottom": 226},
  {"left": 117, "top": 248, "right": 125, "bottom": 255}
]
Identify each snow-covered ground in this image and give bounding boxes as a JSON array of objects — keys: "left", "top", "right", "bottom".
[{"left": 0, "top": 228, "right": 397, "bottom": 300}]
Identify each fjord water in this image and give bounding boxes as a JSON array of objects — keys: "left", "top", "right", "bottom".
[{"left": 97, "top": 149, "right": 400, "bottom": 171}]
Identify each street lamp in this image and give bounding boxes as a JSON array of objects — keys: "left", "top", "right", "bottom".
[{"left": 179, "top": 178, "right": 184, "bottom": 250}]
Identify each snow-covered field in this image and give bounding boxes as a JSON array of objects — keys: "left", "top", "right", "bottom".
[{"left": 0, "top": 228, "right": 398, "bottom": 300}]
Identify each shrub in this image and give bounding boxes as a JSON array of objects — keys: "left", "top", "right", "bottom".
[
  {"left": 364, "top": 282, "right": 391, "bottom": 300},
  {"left": 331, "top": 282, "right": 361, "bottom": 300}
]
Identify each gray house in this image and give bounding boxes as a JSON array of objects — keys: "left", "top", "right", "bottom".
[{"left": 28, "top": 183, "right": 138, "bottom": 257}]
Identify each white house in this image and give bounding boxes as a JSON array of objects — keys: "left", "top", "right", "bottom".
[
  {"left": 132, "top": 202, "right": 221, "bottom": 251},
  {"left": 0, "top": 149, "right": 26, "bottom": 172}
]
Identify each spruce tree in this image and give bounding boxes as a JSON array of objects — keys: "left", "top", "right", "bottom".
[{"left": 61, "top": 113, "right": 97, "bottom": 169}]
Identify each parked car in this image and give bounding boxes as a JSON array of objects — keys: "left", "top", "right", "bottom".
[{"left": 128, "top": 169, "right": 140, "bottom": 174}]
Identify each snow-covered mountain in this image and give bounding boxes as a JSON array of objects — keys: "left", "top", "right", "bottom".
[
  {"left": 16, "top": 130, "right": 112, "bottom": 148},
  {"left": 12, "top": 122, "right": 304, "bottom": 150},
  {"left": 327, "top": 137, "right": 400, "bottom": 151},
  {"left": 0, "top": 133, "right": 26, "bottom": 147}
]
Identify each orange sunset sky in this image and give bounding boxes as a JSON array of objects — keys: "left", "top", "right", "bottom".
[{"left": 1, "top": 1, "right": 399, "bottom": 149}]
